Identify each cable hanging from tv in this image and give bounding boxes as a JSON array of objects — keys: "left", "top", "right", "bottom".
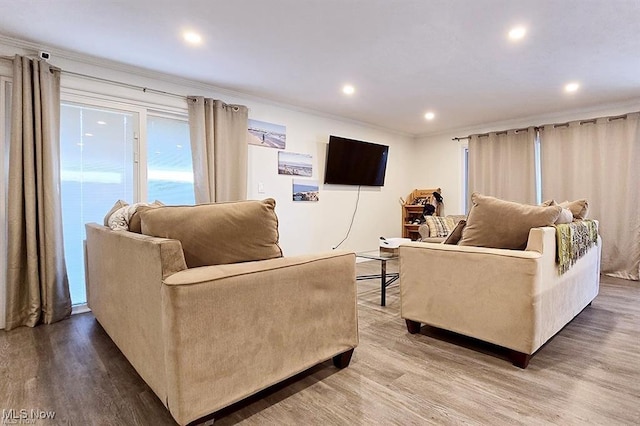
[{"left": 332, "top": 185, "right": 361, "bottom": 250}]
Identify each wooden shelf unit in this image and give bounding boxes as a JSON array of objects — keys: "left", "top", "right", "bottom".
[{"left": 402, "top": 188, "right": 442, "bottom": 240}]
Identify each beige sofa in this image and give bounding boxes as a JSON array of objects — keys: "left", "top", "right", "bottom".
[
  {"left": 85, "top": 199, "right": 358, "bottom": 425},
  {"left": 400, "top": 225, "right": 601, "bottom": 368}
]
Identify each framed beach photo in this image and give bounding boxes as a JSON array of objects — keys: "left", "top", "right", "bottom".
[
  {"left": 278, "top": 152, "right": 312, "bottom": 177},
  {"left": 292, "top": 179, "right": 319, "bottom": 202},
  {"left": 247, "top": 119, "right": 286, "bottom": 149}
]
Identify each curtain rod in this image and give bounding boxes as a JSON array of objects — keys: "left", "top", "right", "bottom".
[
  {"left": 1, "top": 55, "right": 186, "bottom": 100},
  {"left": 61, "top": 70, "right": 187, "bottom": 100},
  {"left": 452, "top": 111, "right": 636, "bottom": 141}
]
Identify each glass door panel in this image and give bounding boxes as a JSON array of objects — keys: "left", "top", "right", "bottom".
[
  {"left": 60, "top": 103, "right": 137, "bottom": 305},
  {"left": 147, "top": 114, "right": 194, "bottom": 205}
]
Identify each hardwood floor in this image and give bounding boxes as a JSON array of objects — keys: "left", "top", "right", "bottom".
[{"left": 1, "top": 260, "right": 639, "bottom": 425}]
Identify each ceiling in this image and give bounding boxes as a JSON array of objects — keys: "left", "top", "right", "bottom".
[{"left": 1, "top": 0, "right": 639, "bottom": 135}]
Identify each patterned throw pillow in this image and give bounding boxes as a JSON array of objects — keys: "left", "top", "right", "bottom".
[
  {"left": 424, "top": 216, "right": 456, "bottom": 238},
  {"left": 107, "top": 201, "right": 164, "bottom": 231}
]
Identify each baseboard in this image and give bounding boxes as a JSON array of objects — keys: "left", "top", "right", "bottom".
[{"left": 72, "top": 303, "right": 91, "bottom": 315}]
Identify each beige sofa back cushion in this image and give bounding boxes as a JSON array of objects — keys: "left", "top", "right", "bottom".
[
  {"left": 140, "top": 198, "right": 283, "bottom": 268},
  {"left": 459, "top": 193, "right": 562, "bottom": 250}
]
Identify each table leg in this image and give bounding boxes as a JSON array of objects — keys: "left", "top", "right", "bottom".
[{"left": 381, "top": 259, "right": 387, "bottom": 306}]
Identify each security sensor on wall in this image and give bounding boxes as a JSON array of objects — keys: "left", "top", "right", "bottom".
[{"left": 38, "top": 51, "right": 51, "bottom": 61}]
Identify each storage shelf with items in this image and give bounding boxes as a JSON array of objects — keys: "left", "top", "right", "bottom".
[{"left": 401, "top": 188, "right": 442, "bottom": 240}]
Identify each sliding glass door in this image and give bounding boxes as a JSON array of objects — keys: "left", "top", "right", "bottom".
[
  {"left": 59, "top": 99, "right": 194, "bottom": 306},
  {"left": 60, "top": 103, "right": 137, "bottom": 305}
]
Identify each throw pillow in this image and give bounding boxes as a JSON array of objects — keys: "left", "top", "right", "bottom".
[
  {"left": 139, "top": 198, "right": 283, "bottom": 268},
  {"left": 540, "top": 199, "right": 557, "bottom": 207},
  {"left": 459, "top": 193, "right": 562, "bottom": 250},
  {"left": 555, "top": 208, "right": 574, "bottom": 224},
  {"left": 442, "top": 219, "right": 466, "bottom": 245},
  {"left": 128, "top": 200, "right": 165, "bottom": 233},
  {"left": 560, "top": 199, "right": 589, "bottom": 219},
  {"left": 424, "top": 216, "right": 456, "bottom": 238},
  {"left": 107, "top": 205, "right": 132, "bottom": 231},
  {"left": 104, "top": 200, "right": 128, "bottom": 226}
]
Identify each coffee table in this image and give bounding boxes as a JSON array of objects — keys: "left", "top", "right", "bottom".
[{"left": 356, "top": 250, "right": 399, "bottom": 306}]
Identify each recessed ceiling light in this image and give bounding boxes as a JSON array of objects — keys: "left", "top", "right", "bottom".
[
  {"left": 84, "top": 133, "right": 93, "bottom": 137},
  {"left": 176, "top": 144, "right": 183, "bottom": 149},
  {"left": 342, "top": 84, "right": 355, "bottom": 95},
  {"left": 508, "top": 26, "right": 527, "bottom": 40},
  {"left": 424, "top": 112, "right": 435, "bottom": 120},
  {"left": 97, "top": 120, "right": 106, "bottom": 125},
  {"left": 564, "top": 82, "right": 580, "bottom": 93},
  {"left": 183, "top": 31, "right": 202, "bottom": 45}
]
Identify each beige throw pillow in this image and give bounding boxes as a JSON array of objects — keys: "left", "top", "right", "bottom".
[
  {"left": 459, "top": 193, "right": 562, "bottom": 250},
  {"left": 140, "top": 198, "right": 283, "bottom": 268},
  {"left": 555, "top": 208, "right": 574, "bottom": 224},
  {"left": 560, "top": 199, "right": 589, "bottom": 219},
  {"left": 128, "top": 200, "right": 165, "bottom": 233}
]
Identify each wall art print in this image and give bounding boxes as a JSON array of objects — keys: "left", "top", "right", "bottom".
[
  {"left": 278, "top": 151, "right": 312, "bottom": 177},
  {"left": 292, "top": 179, "right": 319, "bottom": 202},
  {"left": 247, "top": 119, "right": 286, "bottom": 149}
]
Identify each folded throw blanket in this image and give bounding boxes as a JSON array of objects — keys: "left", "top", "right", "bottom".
[{"left": 555, "top": 220, "right": 599, "bottom": 274}]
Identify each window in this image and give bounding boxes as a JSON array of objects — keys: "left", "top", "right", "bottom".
[
  {"left": 461, "top": 144, "right": 469, "bottom": 214},
  {"left": 534, "top": 130, "right": 542, "bottom": 205},
  {"left": 147, "top": 113, "right": 194, "bottom": 205},
  {"left": 60, "top": 98, "right": 193, "bottom": 306}
]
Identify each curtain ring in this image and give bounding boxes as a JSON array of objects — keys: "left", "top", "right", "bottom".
[{"left": 232, "top": 106, "right": 239, "bottom": 112}]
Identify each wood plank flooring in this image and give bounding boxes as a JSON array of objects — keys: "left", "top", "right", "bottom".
[{"left": 1, "top": 260, "right": 639, "bottom": 425}]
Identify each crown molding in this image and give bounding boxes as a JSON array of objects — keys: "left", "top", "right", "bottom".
[
  {"left": 416, "top": 98, "right": 640, "bottom": 140},
  {"left": 0, "top": 34, "right": 412, "bottom": 139}
]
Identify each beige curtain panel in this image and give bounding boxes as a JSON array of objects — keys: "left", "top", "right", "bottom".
[
  {"left": 187, "top": 97, "right": 248, "bottom": 203},
  {"left": 6, "top": 55, "right": 71, "bottom": 330},
  {"left": 468, "top": 127, "right": 537, "bottom": 206},
  {"left": 541, "top": 113, "right": 640, "bottom": 281}
]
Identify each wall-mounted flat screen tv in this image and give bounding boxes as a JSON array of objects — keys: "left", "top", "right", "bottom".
[{"left": 324, "top": 136, "right": 389, "bottom": 186}]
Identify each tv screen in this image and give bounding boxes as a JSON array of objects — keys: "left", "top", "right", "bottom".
[{"left": 324, "top": 136, "right": 389, "bottom": 186}]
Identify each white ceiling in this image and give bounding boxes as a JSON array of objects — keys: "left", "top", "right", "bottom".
[{"left": 1, "top": 0, "right": 639, "bottom": 135}]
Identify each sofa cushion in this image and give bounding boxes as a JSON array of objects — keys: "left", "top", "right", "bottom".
[
  {"left": 459, "top": 193, "right": 562, "bottom": 250},
  {"left": 128, "top": 201, "right": 165, "bottom": 233},
  {"left": 442, "top": 219, "right": 466, "bottom": 245},
  {"left": 139, "top": 198, "right": 283, "bottom": 268},
  {"left": 560, "top": 199, "right": 589, "bottom": 219},
  {"left": 424, "top": 216, "right": 456, "bottom": 238}
]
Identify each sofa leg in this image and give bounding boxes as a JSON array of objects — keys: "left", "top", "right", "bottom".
[
  {"left": 405, "top": 319, "right": 421, "bottom": 334},
  {"left": 510, "top": 351, "right": 531, "bottom": 369},
  {"left": 333, "top": 349, "right": 354, "bottom": 369}
]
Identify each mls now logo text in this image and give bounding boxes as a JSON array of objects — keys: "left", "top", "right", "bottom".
[{"left": 2, "top": 409, "right": 56, "bottom": 424}]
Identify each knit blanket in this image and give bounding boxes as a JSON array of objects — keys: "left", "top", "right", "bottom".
[{"left": 555, "top": 220, "right": 599, "bottom": 274}]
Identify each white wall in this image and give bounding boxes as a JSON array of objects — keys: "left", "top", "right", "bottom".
[{"left": 412, "top": 99, "right": 640, "bottom": 216}]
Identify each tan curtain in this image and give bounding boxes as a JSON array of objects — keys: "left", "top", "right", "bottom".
[
  {"left": 6, "top": 55, "right": 71, "bottom": 330},
  {"left": 541, "top": 113, "right": 640, "bottom": 280},
  {"left": 468, "top": 127, "right": 537, "bottom": 205},
  {"left": 187, "top": 97, "right": 248, "bottom": 203}
]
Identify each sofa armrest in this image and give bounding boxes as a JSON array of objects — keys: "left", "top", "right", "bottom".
[
  {"left": 399, "top": 235, "right": 545, "bottom": 354},
  {"left": 160, "top": 251, "right": 358, "bottom": 425},
  {"left": 84, "top": 223, "right": 187, "bottom": 403}
]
